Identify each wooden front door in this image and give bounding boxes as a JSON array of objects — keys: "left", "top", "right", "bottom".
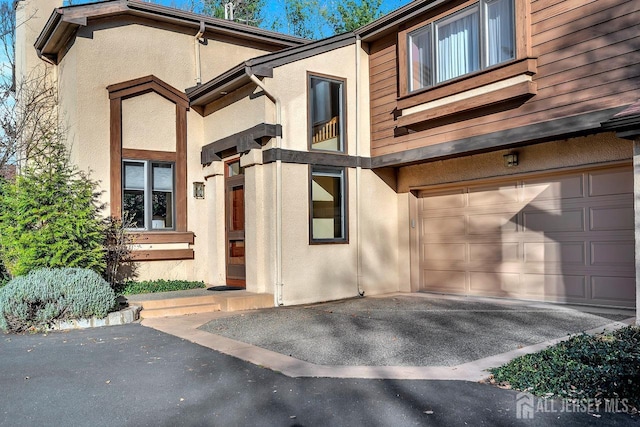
[{"left": 225, "top": 160, "right": 245, "bottom": 287}]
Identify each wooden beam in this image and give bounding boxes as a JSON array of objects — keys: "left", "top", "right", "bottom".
[{"left": 128, "top": 249, "right": 194, "bottom": 261}]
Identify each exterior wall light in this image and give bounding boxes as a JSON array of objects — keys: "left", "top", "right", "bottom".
[
  {"left": 193, "top": 182, "right": 205, "bottom": 199},
  {"left": 504, "top": 153, "right": 518, "bottom": 167}
]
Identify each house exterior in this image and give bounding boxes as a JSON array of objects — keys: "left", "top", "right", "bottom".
[{"left": 15, "top": 0, "right": 640, "bottom": 319}]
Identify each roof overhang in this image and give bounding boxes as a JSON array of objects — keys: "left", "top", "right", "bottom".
[
  {"left": 601, "top": 100, "right": 640, "bottom": 140},
  {"left": 35, "top": 0, "right": 308, "bottom": 64},
  {"left": 188, "top": 32, "right": 356, "bottom": 109},
  {"left": 356, "top": 0, "right": 449, "bottom": 42}
]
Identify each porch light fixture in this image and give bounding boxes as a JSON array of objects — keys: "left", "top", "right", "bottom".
[
  {"left": 503, "top": 153, "right": 518, "bottom": 167},
  {"left": 193, "top": 182, "right": 205, "bottom": 199}
]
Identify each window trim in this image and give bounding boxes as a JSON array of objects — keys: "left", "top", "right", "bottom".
[
  {"left": 399, "top": 0, "right": 529, "bottom": 99},
  {"left": 122, "top": 159, "right": 176, "bottom": 232},
  {"left": 108, "top": 75, "right": 189, "bottom": 234},
  {"left": 307, "top": 72, "right": 347, "bottom": 154},
  {"left": 309, "top": 166, "right": 349, "bottom": 244}
]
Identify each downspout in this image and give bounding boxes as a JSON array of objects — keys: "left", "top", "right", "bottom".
[
  {"left": 194, "top": 21, "right": 205, "bottom": 85},
  {"left": 248, "top": 72, "right": 284, "bottom": 306},
  {"left": 355, "top": 37, "right": 364, "bottom": 297}
]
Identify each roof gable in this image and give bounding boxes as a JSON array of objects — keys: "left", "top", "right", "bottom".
[{"left": 35, "top": 0, "right": 308, "bottom": 64}]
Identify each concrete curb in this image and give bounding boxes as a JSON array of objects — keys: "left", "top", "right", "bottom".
[{"left": 50, "top": 305, "right": 142, "bottom": 331}]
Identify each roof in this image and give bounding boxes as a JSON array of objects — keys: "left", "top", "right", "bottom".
[
  {"left": 35, "top": 0, "right": 308, "bottom": 64},
  {"left": 601, "top": 99, "right": 640, "bottom": 140},
  {"left": 356, "top": 0, "right": 447, "bottom": 41},
  {"left": 187, "top": 32, "right": 356, "bottom": 108}
]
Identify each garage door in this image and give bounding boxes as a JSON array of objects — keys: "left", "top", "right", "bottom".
[{"left": 418, "top": 165, "right": 635, "bottom": 307}]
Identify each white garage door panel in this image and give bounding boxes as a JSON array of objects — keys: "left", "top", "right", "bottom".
[
  {"left": 591, "top": 276, "right": 636, "bottom": 303},
  {"left": 590, "top": 206, "right": 634, "bottom": 231},
  {"left": 589, "top": 169, "right": 633, "bottom": 196},
  {"left": 523, "top": 208, "right": 585, "bottom": 233},
  {"left": 590, "top": 241, "right": 635, "bottom": 266},
  {"left": 522, "top": 274, "right": 587, "bottom": 299},
  {"left": 418, "top": 165, "right": 635, "bottom": 307},
  {"left": 523, "top": 242, "right": 585, "bottom": 265}
]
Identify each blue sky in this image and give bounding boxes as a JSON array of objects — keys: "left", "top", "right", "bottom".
[{"left": 68, "top": 0, "right": 414, "bottom": 38}]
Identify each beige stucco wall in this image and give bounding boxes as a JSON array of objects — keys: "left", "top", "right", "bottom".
[
  {"left": 122, "top": 92, "right": 176, "bottom": 152},
  {"left": 14, "top": 0, "right": 61, "bottom": 88},
  {"left": 233, "top": 43, "right": 402, "bottom": 304},
  {"left": 202, "top": 87, "right": 268, "bottom": 143},
  {"left": 398, "top": 133, "right": 633, "bottom": 192},
  {"left": 50, "top": 18, "right": 273, "bottom": 283},
  {"left": 268, "top": 45, "right": 359, "bottom": 155}
]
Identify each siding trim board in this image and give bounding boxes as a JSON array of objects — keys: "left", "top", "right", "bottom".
[
  {"left": 263, "top": 148, "right": 372, "bottom": 169},
  {"left": 373, "top": 107, "right": 625, "bottom": 168}
]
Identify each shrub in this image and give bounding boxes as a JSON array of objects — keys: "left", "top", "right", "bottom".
[
  {"left": 0, "top": 268, "right": 116, "bottom": 333},
  {"left": 103, "top": 215, "right": 138, "bottom": 290},
  {"left": 0, "top": 142, "right": 106, "bottom": 277},
  {"left": 491, "top": 326, "right": 640, "bottom": 409},
  {"left": 119, "top": 279, "right": 206, "bottom": 295}
]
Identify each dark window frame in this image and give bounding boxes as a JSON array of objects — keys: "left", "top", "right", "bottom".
[
  {"left": 309, "top": 165, "right": 349, "bottom": 244},
  {"left": 407, "top": 0, "right": 516, "bottom": 92},
  {"left": 398, "top": 0, "right": 528, "bottom": 99},
  {"left": 307, "top": 72, "right": 347, "bottom": 154},
  {"left": 122, "top": 159, "right": 176, "bottom": 231}
]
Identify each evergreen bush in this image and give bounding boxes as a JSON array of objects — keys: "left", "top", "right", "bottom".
[
  {"left": 0, "top": 268, "right": 116, "bottom": 333},
  {"left": 0, "top": 142, "right": 106, "bottom": 277}
]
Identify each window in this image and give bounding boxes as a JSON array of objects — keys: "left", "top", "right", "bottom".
[
  {"left": 123, "top": 160, "right": 175, "bottom": 230},
  {"left": 310, "top": 167, "right": 347, "bottom": 243},
  {"left": 408, "top": 0, "right": 515, "bottom": 92},
  {"left": 309, "top": 75, "right": 345, "bottom": 152}
]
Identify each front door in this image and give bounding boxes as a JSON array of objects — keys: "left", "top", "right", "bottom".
[{"left": 225, "top": 160, "right": 245, "bottom": 287}]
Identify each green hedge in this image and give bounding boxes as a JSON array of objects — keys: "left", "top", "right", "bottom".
[
  {"left": 0, "top": 268, "right": 116, "bottom": 333},
  {"left": 491, "top": 326, "right": 640, "bottom": 409},
  {"left": 118, "top": 279, "right": 206, "bottom": 295}
]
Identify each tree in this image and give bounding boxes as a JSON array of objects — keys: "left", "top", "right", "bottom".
[
  {"left": 202, "top": 0, "right": 265, "bottom": 26},
  {"left": 276, "top": 0, "right": 322, "bottom": 39},
  {"left": 324, "top": 0, "right": 383, "bottom": 34},
  {"left": 0, "top": 135, "right": 107, "bottom": 277},
  {"left": 0, "top": 1, "right": 59, "bottom": 170}
]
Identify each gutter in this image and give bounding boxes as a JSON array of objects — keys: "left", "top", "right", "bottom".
[
  {"left": 247, "top": 74, "right": 284, "bottom": 307},
  {"left": 194, "top": 21, "right": 205, "bottom": 85}
]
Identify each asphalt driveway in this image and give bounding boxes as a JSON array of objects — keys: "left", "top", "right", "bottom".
[
  {"left": 197, "top": 293, "right": 633, "bottom": 367},
  {"left": 2, "top": 323, "right": 638, "bottom": 426}
]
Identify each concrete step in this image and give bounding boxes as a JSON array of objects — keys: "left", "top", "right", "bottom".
[
  {"left": 139, "top": 302, "right": 221, "bottom": 319},
  {"left": 217, "top": 293, "right": 274, "bottom": 311},
  {"left": 137, "top": 295, "right": 221, "bottom": 310},
  {"left": 132, "top": 292, "right": 274, "bottom": 319}
]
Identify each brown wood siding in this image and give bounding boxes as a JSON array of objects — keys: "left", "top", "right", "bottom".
[
  {"left": 367, "top": 0, "right": 640, "bottom": 158},
  {"left": 369, "top": 32, "right": 398, "bottom": 148}
]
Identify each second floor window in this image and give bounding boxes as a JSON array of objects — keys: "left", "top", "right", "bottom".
[
  {"left": 123, "top": 160, "right": 175, "bottom": 230},
  {"left": 309, "top": 75, "right": 345, "bottom": 152},
  {"left": 408, "top": 0, "right": 515, "bottom": 92}
]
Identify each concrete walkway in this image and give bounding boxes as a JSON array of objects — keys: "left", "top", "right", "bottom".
[{"left": 142, "top": 293, "right": 635, "bottom": 381}]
